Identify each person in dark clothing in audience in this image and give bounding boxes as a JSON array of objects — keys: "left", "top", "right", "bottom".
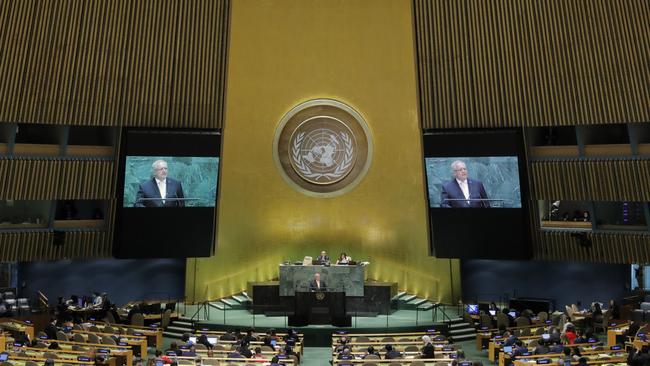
[
  {"left": 239, "top": 342, "right": 253, "bottom": 358},
  {"left": 420, "top": 335, "right": 435, "bottom": 359},
  {"left": 44, "top": 317, "right": 59, "bottom": 340},
  {"left": 629, "top": 345, "right": 650, "bottom": 366},
  {"left": 384, "top": 344, "right": 402, "bottom": 359},
  {"left": 585, "top": 328, "right": 598, "bottom": 343},
  {"left": 166, "top": 342, "right": 182, "bottom": 357},
  {"left": 243, "top": 328, "right": 258, "bottom": 344},
  {"left": 181, "top": 333, "right": 194, "bottom": 347},
  {"left": 220, "top": 330, "right": 236, "bottom": 341},
  {"left": 533, "top": 339, "right": 550, "bottom": 355},
  {"left": 576, "top": 357, "right": 588, "bottom": 366},
  {"left": 512, "top": 340, "right": 527, "bottom": 357},
  {"left": 363, "top": 346, "right": 380, "bottom": 359},
  {"left": 337, "top": 348, "right": 355, "bottom": 364},
  {"left": 574, "top": 329, "right": 588, "bottom": 344},
  {"left": 549, "top": 339, "right": 564, "bottom": 353},
  {"left": 284, "top": 328, "right": 299, "bottom": 343},
  {"left": 503, "top": 331, "right": 517, "bottom": 347},
  {"left": 48, "top": 342, "right": 61, "bottom": 350},
  {"left": 502, "top": 308, "right": 515, "bottom": 326},
  {"left": 627, "top": 321, "right": 641, "bottom": 339},
  {"left": 275, "top": 347, "right": 289, "bottom": 363},
  {"left": 263, "top": 330, "right": 278, "bottom": 349},
  {"left": 609, "top": 299, "right": 620, "bottom": 320},
  {"left": 284, "top": 345, "right": 300, "bottom": 362},
  {"left": 227, "top": 347, "right": 244, "bottom": 359},
  {"left": 549, "top": 327, "right": 562, "bottom": 344},
  {"left": 196, "top": 334, "right": 214, "bottom": 349},
  {"left": 334, "top": 336, "right": 349, "bottom": 353}
]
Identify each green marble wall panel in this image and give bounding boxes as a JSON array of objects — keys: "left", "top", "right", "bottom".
[{"left": 279, "top": 264, "right": 365, "bottom": 296}]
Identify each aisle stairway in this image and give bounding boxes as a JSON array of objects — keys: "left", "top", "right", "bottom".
[
  {"left": 396, "top": 292, "right": 476, "bottom": 341},
  {"left": 395, "top": 291, "right": 437, "bottom": 311},
  {"left": 447, "top": 317, "right": 476, "bottom": 342},
  {"left": 162, "top": 292, "right": 252, "bottom": 339}
]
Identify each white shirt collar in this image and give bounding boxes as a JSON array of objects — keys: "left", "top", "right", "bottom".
[
  {"left": 456, "top": 178, "right": 467, "bottom": 186},
  {"left": 155, "top": 178, "right": 166, "bottom": 185}
]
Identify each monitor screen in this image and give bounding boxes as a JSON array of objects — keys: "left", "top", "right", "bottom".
[
  {"left": 489, "top": 310, "right": 497, "bottom": 316},
  {"left": 0, "top": 353, "right": 8, "bottom": 362},
  {"left": 503, "top": 346, "right": 513, "bottom": 353},
  {"left": 114, "top": 129, "right": 221, "bottom": 258},
  {"left": 423, "top": 129, "right": 531, "bottom": 259},
  {"left": 542, "top": 334, "right": 550, "bottom": 340},
  {"left": 466, "top": 304, "right": 479, "bottom": 315},
  {"left": 508, "top": 311, "right": 517, "bottom": 318}
]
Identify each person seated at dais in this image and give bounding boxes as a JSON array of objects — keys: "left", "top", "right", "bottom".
[
  {"left": 336, "top": 252, "right": 352, "bottom": 265},
  {"left": 316, "top": 251, "right": 330, "bottom": 264}
]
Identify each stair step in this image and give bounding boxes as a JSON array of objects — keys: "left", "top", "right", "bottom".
[
  {"left": 172, "top": 321, "right": 193, "bottom": 327},
  {"left": 401, "top": 295, "right": 417, "bottom": 302},
  {"left": 209, "top": 301, "right": 230, "bottom": 310},
  {"left": 178, "top": 316, "right": 194, "bottom": 322},
  {"left": 231, "top": 295, "right": 250, "bottom": 304},
  {"left": 451, "top": 334, "right": 476, "bottom": 341},
  {"left": 418, "top": 302, "right": 435, "bottom": 311},
  {"left": 167, "top": 326, "right": 193, "bottom": 333},
  {"left": 408, "top": 298, "right": 428, "bottom": 306},
  {"left": 447, "top": 317, "right": 464, "bottom": 323},
  {"left": 241, "top": 292, "right": 252, "bottom": 301},
  {"left": 220, "top": 298, "right": 238, "bottom": 307},
  {"left": 162, "top": 331, "right": 184, "bottom": 339},
  {"left": 449, "top": 322, "right": 471, "bottom": 328},
  {"left": 449, "top": 328, "right": 476, "bottom": 335},
  {"left": 396, "top": 291, "right": 407, "bottom": 299}
]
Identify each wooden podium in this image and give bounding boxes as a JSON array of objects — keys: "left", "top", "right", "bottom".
[{"left": 288, "top": 291, "right": 351, "bottom": 327}]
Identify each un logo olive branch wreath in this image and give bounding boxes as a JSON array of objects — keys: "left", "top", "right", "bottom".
[{"left": 291, "top": 131, "right": 354, "bottom": 182}]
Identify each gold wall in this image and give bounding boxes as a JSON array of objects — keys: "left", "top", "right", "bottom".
[{"left": 186, "top": 0, "right": 460, "bottom": 303}]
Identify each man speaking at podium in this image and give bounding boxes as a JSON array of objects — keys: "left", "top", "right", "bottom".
[
  {"left": 134, "top": 159, "right": 185, "bottom": 207},
  {"left": 309, "top": 273, "right": 327, "bottom": 292},
  {"left": 440, "top": 160, "right": 490, "bottom": 208}
]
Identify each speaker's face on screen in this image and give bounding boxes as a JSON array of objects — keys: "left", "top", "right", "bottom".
[
  {"left": 451, "top": 161, "right": 468, "bottom": 181},
  {"left": 152, "top": 160, "right": 169, "bottom": 180}
]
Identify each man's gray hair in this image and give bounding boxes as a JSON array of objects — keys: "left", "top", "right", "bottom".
[
  {"left": 451, "top": 160, "right": 465, "bottom": 171},
  {"left": 151, "top": 159, "right": 167, "bottom": 172}
]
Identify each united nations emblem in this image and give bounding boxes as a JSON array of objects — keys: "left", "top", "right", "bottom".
[
  {"left": 290, "top": 117, "right": 356, "bottom": 185},
  {"left": 274, "top": 99, "right": 372, "bottom": 196},
  {"left": 315, "top": 292, "right": 326, "bottom": 301}
]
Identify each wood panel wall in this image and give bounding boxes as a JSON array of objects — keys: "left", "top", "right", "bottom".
[
  {"left": 0, "top": 158, "right": 114, "bottom": 200},
  {"left": 0, "top": 0, "right": 230, "bottom": 128},
  {"left": 0, "top": 229, "right": 113, "bottom": 261},
  {"left": 414, "top": 0, "right": 650, "bottom": 128},
  {"left": 530, "top": 159, "right": 650, "bottom": 202},
  {"left": 535, "top": 230, "right": 650, "bottom": 263}
]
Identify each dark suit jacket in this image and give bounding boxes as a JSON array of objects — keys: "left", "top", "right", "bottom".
[
  {"left": 440, "top": 178, "right": 490, "bottom": 208},
  {"left": 316, "top": 255, "right": 330, "bottom": 263},
  {"left": 134, "top": 177, "right": 185, "bottom": 207},
  {"left": 308, "top": 279, "right": 327, "bottom": 291}
]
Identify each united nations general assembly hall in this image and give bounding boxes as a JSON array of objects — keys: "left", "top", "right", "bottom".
[{"left": 0, "top": 1, "right": 649, "bottom": 365}]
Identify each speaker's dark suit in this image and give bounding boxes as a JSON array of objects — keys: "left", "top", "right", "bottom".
[
  {"left": 308, "top": 280, "right": 327, "bottom": 291},
  {"left": 440, "top": 179, "right": 490, "bottom": 208},
  {"left": 134, "top": 177, "right": 185, "bottom": 207}
]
